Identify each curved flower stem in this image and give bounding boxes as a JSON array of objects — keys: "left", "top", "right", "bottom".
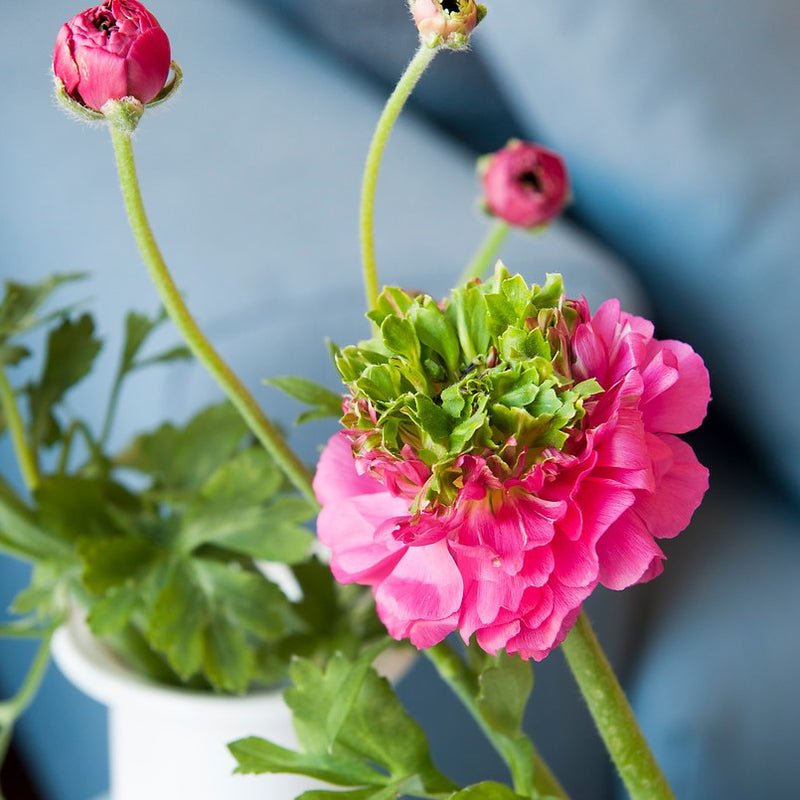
[
  {"left": 0, "top": 366, "right": 39, "bottom": 493},
  {"left": 0, "top": 623, "right": 57, "bottom": 766},
  {"left": 360, "top": 44, "right": 438, "bottom": 312},
  {"left": 561, "top": 611, "right": 675, "bottom": 800},
  {"left": 107, "top": 125, "right": 316, "bottom": 505},
  {"left": 458, "top": 221, "right": 511, "bottom": 285},
  {"left": 425, "top": 642, "right": 568, "bottom": 799}
]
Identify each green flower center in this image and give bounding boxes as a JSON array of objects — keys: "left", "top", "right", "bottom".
[{"left": 334, "top": 269, "right": 602, "bottom": 506}]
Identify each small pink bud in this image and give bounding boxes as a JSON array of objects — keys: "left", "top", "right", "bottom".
[
  {"left": 53, "top": 0, "right": 171, "bottom": 113},
  {"left": 481, "top": 140, "right": 570, "bottom": 229},
  {"left": 409, "top": 0, "right": 486, "bottom": 49}
]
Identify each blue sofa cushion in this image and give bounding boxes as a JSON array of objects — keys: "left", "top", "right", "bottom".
[{"left": 478, "top": 0, "right": 800, "bottom": 500}]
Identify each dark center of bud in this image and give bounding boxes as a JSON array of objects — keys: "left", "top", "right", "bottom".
[
  {"left": 441, "top": 0, "right": 461, "bottom": 14},
  {"left": 92, "top": 11, "right": 117, "bottom": 34},
  {"left": 519, "top": 169, "right": 544, "bottom": 194}
]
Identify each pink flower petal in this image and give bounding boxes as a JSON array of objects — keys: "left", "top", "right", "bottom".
[
  {"left": 75, "top": 46, "right": 128, "bottom": 110},
  {"left": 126, "top": 26, "right": 171, "bottom": 104},
  {"left": 313, "top": 432, "right": 384, "bottom": 506},
  {"left": 635, "top": 434, "right": 710, "bottom": 540},
  {"left": 640, "top": 340, "right": 711, "bottom": 434},
  {"left": 595, "top": 510, "right": 666, "bottom": 590},
  {"left": 317, "top": 494, "right": 407, "bottom": 584},
  {"left": 375, "top": 540, "right": 463, "bottom": 643}
]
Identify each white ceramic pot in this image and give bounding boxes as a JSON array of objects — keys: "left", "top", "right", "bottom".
[{"left": 52, "top": 615, "right": 415, "bottom": 800}]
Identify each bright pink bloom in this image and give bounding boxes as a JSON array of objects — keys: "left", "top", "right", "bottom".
[
  {"left": 53, "top": 0, "right": 171, "bottom": 112},
  {"left": 481, "top": 141, "right": 570, "bottom": 229},
  {"left": 409, "top": 0, "right": 483, "bottom": 49},
  {"left": 315, "top": 299, "right": 710, "bottom": 660}
]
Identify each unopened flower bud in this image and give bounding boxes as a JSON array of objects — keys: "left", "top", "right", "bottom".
[
  {"left": 53, "top": 0, "right": 171, "bottom": 113},
  {"left": 480, "top": 140, "right": 570, "bottom": 230},
  {"left": 409, "top": 0, "right": 487, "bottom": 49}
]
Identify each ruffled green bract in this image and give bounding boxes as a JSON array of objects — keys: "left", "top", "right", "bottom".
[{"left": 333, "top": 267, "right": 602, "bottom": 507}]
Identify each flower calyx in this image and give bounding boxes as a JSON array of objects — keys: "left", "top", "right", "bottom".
[{"left": 409, "top": 0, "right": 487, "bottom": 50}]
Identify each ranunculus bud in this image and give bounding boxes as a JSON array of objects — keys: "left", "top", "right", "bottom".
[
  {"left": 409, "top": 0, "right": 487, "bottom": 49},
  {"left": 53, "top": 0, "right": 171, "bottom": 113},
  {"left": 481, "top": 140, "right": 570, "bottom": 230}
]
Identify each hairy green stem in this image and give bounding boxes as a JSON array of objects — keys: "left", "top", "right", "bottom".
[
  {"left": 0, "top": 624, "right": 57, "bottom": 767},
  {"left": 561, "top": 611, "right": 675, "bottom": 800},
  {"left": 107, "top": 124, "right": 316, "bottom": 505},
  {"left": 0, "top": 366, "right": 39, "bottom": 493},
  {"left": 426, "top": 642, "right": 568, "bottom": 799},
  {"left": 360, "top": 45, "right": 438, "bottom": 312},
  {"left": 458, "top": 221, "right": 511, "bottom": 284}
]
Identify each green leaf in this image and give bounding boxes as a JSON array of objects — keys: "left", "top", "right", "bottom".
[
  {"left": 134, "top": 345, "right": 191, "bottom": 369},
  {"left": 10, "top": 563, "right": 69, "bottom": 619},
  {"left": 119, "top": 402, "right": 247, "bottom": 490},
  {"left": 180, "top": 496, "right": 314, "bottom": 563},
  {"left": 289, "top": 557, "right": 339, "bottom": 632},
  {"left": 477, "top": 652, "right": 533, "bottom": 739},
  {"left": 266, "top": 376, "right": 343, "bottom": 420},
  {"left": 381, "top": 316, "right": 420, "bottom": 364},
  {"left": 117, "top": 309, "right": 191, "bottom": 375},
  {"left": 147, "top": 560, "right": 207, "bottom": 681},
  {"left": 484, "top": 294, "right": 517, "bottom": 333},
  {"left": 501, "top": 273, "right": 533, "bottom": 317},
  {"left": 36, "top": 475, "right": 139, "bottom": 545},
  {"left": 0, "top": 273, "right": 84, "bottom": 342},
  {"left": 356, "top": 364, "right": 404, "bottom": 402},
  {"left": 146, "top": 558, "right": 297, "bottom": 691},
  {"left": 121, "top": 309, "right": 162, "bottom": 373},
  {"left": 229, "top": 736, "right": 387, "bottom": 786},
  {"left": 414, "top": 395, "right": 452, "bottom": 442},
  {"left": 449, "top": 404, "right": 488, "bottom": 453},
  {"left": 78, "top": 534, "right": 159, "bottom": 594},
  {"left": 0, "top": 488, "right": 72, "bottom": 563},
  {"left": 530, "top": 273, "right": 565, "bottom": 308},
  {"left": 201, "top": 447, "right": 284, "bottom": 505},
  {"left": 448, "top": 285, "right": 490, "bottom": 362},
  {"left": 367, "top": 287, "right": 416, "bottom": 327},
  {"left": 411, "top": 304, "right": 461, "bottom": 376},
  {"left": 297, "top": 788, "right": 400, "bottom": 800},
  {"left": 286, "top": 654, "right": 451, "bottom": 791},
  {"left": 448, "top": 782, "right": 526, "bottom": 800},
  {"left": 27, "top": 314, "right": 102, "bottom": 447},
  {"left": 296, "top": 407, "right": 341, "bottom": 424},
  {"left": 0, "top": 344, "right": 30, "bottom": 367},
  {"left": 203, "top": 611, "right": 253, "bottom": 692},
  {"left": 231, "top": 647, "right": 456, "bottom": 795},
  {"left": 193, "top": 559, "right": 297, "bottom": 641},
  {"left": 86, "top": 585, "right": 141, "bottom": 635},
  {"left": 324, "top": 640, "right": 391, "bottom": 746}
]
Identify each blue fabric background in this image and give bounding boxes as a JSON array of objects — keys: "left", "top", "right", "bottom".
[{"left": 1, "top": 1, "right": 799, "bottom": 798}]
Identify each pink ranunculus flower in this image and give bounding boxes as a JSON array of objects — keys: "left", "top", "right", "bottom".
[
  {"left": 409, "top": 0, "right": 486, "bottom": 49},
  {"left": 315, "top": 293, "right": 710, "bottom": 660},
  {"left": 481, "top": 140, "right": 570, "bottom": 230},
  {"left": 53, "top": 0, "right": 171, "bottom": 112}
]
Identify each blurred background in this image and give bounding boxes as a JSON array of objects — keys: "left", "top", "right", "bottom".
[{"left": 1, "top": 1, "right": 799, "bottom": 798}]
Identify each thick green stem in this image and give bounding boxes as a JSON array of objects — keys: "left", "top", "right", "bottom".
[
  {"left": 561, "top": 611, "right": 675, "bottom": 800},
  {"left": 0, "top": 366, "right": 39, "bottom": 493},
  {"left": 426, "top": 643, "right": 568, "bottom": 799},
  {"left": 107, "top": 124, "right": 316, "bottom": 505},
  {"left": 360, "top": 45, "right": 438, "bottom": 312},
  {"left": 458, "top": 221, "right": 511, "bottom": 284}
]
